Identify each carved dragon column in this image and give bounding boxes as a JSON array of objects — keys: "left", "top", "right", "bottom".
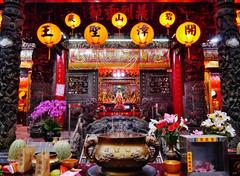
[
  {"left": 0, "top": 0, "right": 25, "bottom": 149},
  {"left": 217, "top": 0, "right": 240, "bottom": 147}
]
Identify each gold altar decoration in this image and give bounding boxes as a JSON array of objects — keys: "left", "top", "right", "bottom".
[
  {"left": 111, "top": 12, "right": 127, "bottom": 30},
  {"left": 159, "top": 11, "right": 175, "bottom": 29},
  {"left": 84, "top": 132, "right": 159, "bottom": 176},
  {"left": 68, "top": 48, "right": 170, "bottom": 70},
  {"left": 37, "top": 23, "right": 62, "bottom": 60},
  {"left": 65, "top": 12, "right": 81, "bottom": 29},
  {"left": 176, "top": 21, "right": 201, "bottom": 47},
  {"left": 130, "top": 22, "right": 154, "bottom": 47},
  {"left": 84, "top": 22, "right": 108, "bottom": 46}
]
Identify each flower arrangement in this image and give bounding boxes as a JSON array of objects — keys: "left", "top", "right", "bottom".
[
  {"left": 201, "top": 111, "right": 236, "bottom": 137},
  {"left": 29, "top": 100, "right": 66, "bottom": 139},
  {"left": 148, "top": 113, "right": 188, "bottom": 145},
  {"left": 30, "top": 100, "right": 66, "bottom": 122}
]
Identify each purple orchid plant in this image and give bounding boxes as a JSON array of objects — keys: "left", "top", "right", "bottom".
[{"left": 30, "top": 100, "right": 66, "bottom": 122}]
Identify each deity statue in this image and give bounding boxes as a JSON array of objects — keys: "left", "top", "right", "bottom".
[{"left": 114, "top": 88, "right": 125, "bottom": 110}]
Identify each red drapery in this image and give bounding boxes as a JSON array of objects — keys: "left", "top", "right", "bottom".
[{"left": 172, "top": 50, "right": 183, "bottom": 117}]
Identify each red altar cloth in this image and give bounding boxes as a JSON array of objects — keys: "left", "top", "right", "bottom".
[{"left": 97, "top": 111, "right": 140, "bottom": 119}]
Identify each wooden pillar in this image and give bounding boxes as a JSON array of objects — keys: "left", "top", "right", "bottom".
[
  {"left": 172, "top": 50, "right": 183, "bottom": 117},
  {"left": 217, "top": 0, "right": 240, "bottom": 147},
  {"left": 0, "top": 0, "right": 25, "bottom": 149}
]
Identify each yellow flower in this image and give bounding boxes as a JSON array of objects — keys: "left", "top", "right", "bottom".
[
  {"left": 209, "top": 115, "right": 215, "bottom": 119},
  {"left": 211, "top": 126, "right": 217, "bottom": 130}
]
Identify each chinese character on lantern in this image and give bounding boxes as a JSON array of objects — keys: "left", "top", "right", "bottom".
[
  {"left": 37, "top": 23, "right": 62, "bottom": 60},
  {"left": 84, "top": 22, "right": 108, "bottom": 46},
  {"left": 112, "top": 12, "right": 127, "bottom": 30},
  {"left": 65, "top": 12, "right": 81, "bottom": 30},
  {"left": 185, "top": 24, "right": 197, "bottom": 36},
  {"left": 159, "top": 11, "right": 175, "bottom": 29},
  {"left": 130, "top": 22, "right": 154, "bottom": 47},
  {"left": 176, "top": 21, "right": 200, "bottom": 47},
  {"left": 176, "top": 21, "right": 201, "bottom": 59}
]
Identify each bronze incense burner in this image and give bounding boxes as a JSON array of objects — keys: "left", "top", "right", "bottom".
[{"left": 84, "top": 132, "right": 160, "bottom": 176}]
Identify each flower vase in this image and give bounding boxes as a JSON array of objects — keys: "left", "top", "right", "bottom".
[{"left": 166, "top": 142, "right": 177, "bottom": 160}]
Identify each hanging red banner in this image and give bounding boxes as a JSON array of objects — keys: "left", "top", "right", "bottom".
[{"left": 55, "top": 51, "right": 66, "bottom": 100}]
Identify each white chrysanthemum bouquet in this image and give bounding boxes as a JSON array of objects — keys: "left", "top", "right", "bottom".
[{"left": 201, "top": 111, "right": 236, "bottom": 137}]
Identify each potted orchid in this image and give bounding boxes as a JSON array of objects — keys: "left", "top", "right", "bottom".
[
  {"left": 201, "top": 111, "right": 236, "bottom": 138},
  {"left": 148, "top": 113, "right": 188, "bottom": 159},
  {"left": 29, "top": 100, "right": 66, "bottom": 141}
]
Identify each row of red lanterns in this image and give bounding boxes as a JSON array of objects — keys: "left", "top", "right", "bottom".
[{"left": 36, "top": 11, "right": 201, "bottom": 60}]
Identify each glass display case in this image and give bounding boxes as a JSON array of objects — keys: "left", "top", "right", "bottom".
[{"left": 180, "top": 135, "right": 228, "bottom": 176}]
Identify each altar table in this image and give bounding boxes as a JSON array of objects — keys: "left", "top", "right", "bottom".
[{"left": 3, "top": 163, "right": 186, "bottom": 176}]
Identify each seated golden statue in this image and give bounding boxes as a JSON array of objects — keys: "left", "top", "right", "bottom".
[{"left": 114, "top": 89, "right": 125, "bottom": 110}]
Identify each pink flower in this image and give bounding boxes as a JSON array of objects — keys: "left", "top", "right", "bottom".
[
  {"left": 163, "top": 113, "right": 178, "bottom": 123},
  {"left": 191, "top": 130, "right": 203, "bottom": 135},
  {"left": 30, "top": 100, "right": 66, "bottom": 121}
]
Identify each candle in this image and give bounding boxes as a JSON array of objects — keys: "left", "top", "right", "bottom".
[{"left": 155, "top": 103, "right": 158, "bottom": 114}]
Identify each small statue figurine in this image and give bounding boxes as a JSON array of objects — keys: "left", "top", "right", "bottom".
[{"left": 114, "top": 88, "right": 125, "bottom": 110}]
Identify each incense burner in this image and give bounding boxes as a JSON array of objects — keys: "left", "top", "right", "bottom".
[{"left": 84, "top": 132, "right": 159, "bottom": 176}]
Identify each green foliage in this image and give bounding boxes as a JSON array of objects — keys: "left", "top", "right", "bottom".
[
  {"left": 42, "top": 119, "right": 62, "bottom": 132},
  {"left": 53, "top": 140, "right": 71, "bottom": 161},
  {"left": 8, "top": 139, "right": 26, "bottom": 161}
]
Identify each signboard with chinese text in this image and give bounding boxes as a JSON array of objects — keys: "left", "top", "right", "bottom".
[{"left": 68, "top": 48, "right": 170, "bottom": 70}]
